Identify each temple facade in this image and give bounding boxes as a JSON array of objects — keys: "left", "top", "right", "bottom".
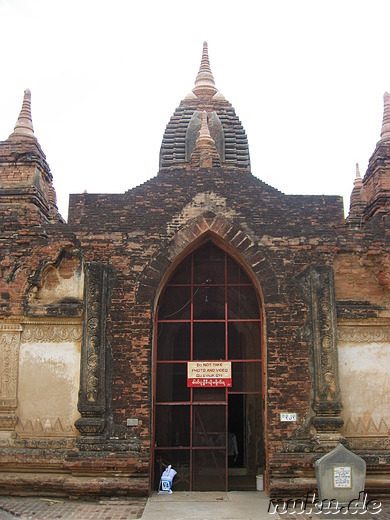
[{"left": 0, "top": 43, "right": 389, "bottom": 497}]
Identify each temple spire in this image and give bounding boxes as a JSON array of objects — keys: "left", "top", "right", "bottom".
[
  {"left": 197, "top": 111, "right": 216, "bottom": 146},
  {"left": 363, "top": 92, "right": 390, "bottom": 220},
  {"left": 380, "top": 91, "right": 390, "bottom": 141},
  {"left": 192, "top": 42, "right": 218, "bottom": 98},
  {"left": 347, "top": 162, "right": 366, "bottom": 227},
  {"left": 190, "top": 111, "right": 221, "bottom": 168},
  {"left": 355, "top": 162, "right": 362, "bottom": 181},
  {"left": 8, "top": 89, "right": 36, "bottom": 140}
]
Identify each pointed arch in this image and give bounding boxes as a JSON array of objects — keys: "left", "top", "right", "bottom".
[{"left": 136, "top": 211, "right": 279, "bottom": 308}]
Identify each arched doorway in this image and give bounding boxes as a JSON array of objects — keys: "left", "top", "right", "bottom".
[{"left": 152, "top": 241, "right": 264, "bottom": 491}]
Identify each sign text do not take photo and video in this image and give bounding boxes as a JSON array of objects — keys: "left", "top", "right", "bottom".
[{"left": 187, "top": 361, "right": 232, "bottom": 388}]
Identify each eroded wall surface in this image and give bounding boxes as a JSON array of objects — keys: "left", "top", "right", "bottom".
[
  {"left": 335, "top": 252, "right": 390, "bottom": 454},
  {"left": 338, "top": 322, "right": 390, "bottom": 450},
  {"left": 15, "top": 320, "right": 81, "bottom": 447}
]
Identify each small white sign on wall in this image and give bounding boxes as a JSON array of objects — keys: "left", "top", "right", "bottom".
[{"left": 280, "top": 412, "right": 297, "bottom": 422}]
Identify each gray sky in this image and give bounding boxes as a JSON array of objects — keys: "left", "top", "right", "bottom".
[{"left": 0, "top": 0, "right": 389, "bottom": 219}]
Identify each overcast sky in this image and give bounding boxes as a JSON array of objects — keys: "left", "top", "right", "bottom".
[{"left": 0, "top": 0, "right": 389, "bottom": 220}]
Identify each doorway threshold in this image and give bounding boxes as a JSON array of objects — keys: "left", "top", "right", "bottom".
[
  {"left": 150, "top": 491, "right": 229, "bottom": 502},
  {"left": 144, "top": 492, "right": 274, "bottom": 520}
]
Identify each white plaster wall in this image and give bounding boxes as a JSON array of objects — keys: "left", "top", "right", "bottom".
[
  {"left": 37, "top": 268, "right": 84, "bottom": 302},
  {"left": 338, "top": 342, "right": 390, "bottom": 434},
  {"left": 16, "top": 341, "right": 81, "bottom": 436}
]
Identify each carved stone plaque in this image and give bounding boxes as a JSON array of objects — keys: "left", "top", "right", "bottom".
[{"left": 316, "top": 444, "right": 365, "bottom": 504}]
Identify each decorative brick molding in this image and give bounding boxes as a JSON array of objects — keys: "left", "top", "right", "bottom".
[
  {"left": 21, "top": 322, "right": 82, "bottom": 343},
  {"left": 75, "top": 262, "right": 115, "bottom": 448},
  {"left": 347, "top": 437, "right": 390, "bottom": 451},
  {"left": 0, "top": 323, "right": 22, "bottom": 442},
  {"left": 343, "top": 416, "right": 389, "bottom": 437},
  {"left": 287, "top": 265, "right": 345, "bottom": 451},
  {"left": 343, "top": 415, "right": 390, "bottom": 450},
  {"left": 75, "top": 262, "right": 141, "bottom": 453},
  {"left": 14, "top": 437, "right": 77, "bottom": 449},
  {"left": 17, "top": 416, "right": 74, "bottom": 436},
  {"left": 338, "top": 324, "right": 390, "bottom": 343}
]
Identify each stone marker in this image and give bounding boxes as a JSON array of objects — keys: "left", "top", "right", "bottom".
[{"left": 315, "top": 444, "right": 366, "bottom": 514}]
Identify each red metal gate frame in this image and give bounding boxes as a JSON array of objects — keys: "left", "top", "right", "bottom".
[{"left": 152, "top": 246, "right": 263, "bottom": 491}]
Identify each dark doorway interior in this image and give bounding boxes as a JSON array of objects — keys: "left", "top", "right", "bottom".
[
  {"left": 227, "top": 393, "right": 264, "bottom": 490},
  {"left": 228, "top": 394, "right": 244, "bottom": 468}
]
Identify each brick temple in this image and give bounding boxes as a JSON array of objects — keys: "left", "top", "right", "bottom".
[{"left": 0, "top": 42, "right": 389, "bottom": 497}]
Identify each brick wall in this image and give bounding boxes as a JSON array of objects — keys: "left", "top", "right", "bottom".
[{"left": 2, "top": 156, "right": 390, "bottom": 496}]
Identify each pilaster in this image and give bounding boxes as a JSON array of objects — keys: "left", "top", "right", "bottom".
[
  {"left": 75, "top": 262, "right": 115, "bottom": 450},
  {"left": 297, "top": 265, "right": 345, "bottom": 449},
  {"left": 0, "top": 323, "right": 22, "bottom": 445}
]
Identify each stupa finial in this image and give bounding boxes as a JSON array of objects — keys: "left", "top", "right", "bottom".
[
  {"left": 355, "top": 162, "right": 361, "bottom": 181},
  {"left": 347, "top": 162, "right": 366, "bottom": 226},
  {"left": 192, "top": 42, "right": 218, "bottom": 98},
  {"left": 8, "top": 89, "right": 36, "bottom": 140},
  {"left": 380, "top": 91, "right": 390, "bottom": 141}
]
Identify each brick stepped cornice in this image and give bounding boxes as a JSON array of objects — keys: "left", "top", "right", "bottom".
[
  {"left": 68, "top": 167, "right": 345, "bottom": 234},
  {"left": 159, "top": 104, "right": 250, "bottom": 171}
]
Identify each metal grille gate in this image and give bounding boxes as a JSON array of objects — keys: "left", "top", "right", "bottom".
[{"left": 152, "top": 242, "right": 263, "bottom": 491}]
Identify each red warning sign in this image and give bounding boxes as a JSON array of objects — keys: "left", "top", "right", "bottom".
[{"left": 187, "top": 361, "right": 232, "bottom": 388}]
